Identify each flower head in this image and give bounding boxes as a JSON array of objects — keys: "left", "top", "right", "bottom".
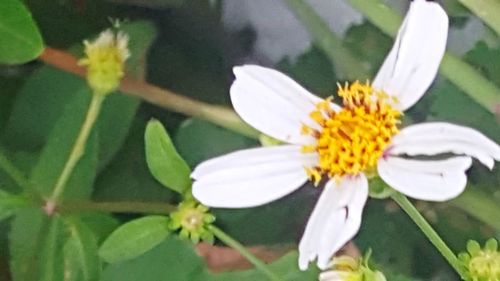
[
  {"left": 79, "top": 29, "right": 130, "bottom": 95},
  {"left": 319, "top": 255, "right": 386, "bottom": 281},
  {"left": 191, "top": 0, "right": 500, "bottom": 270},
  {"left": 459, "top": 239, "right": 500, "bottom": 281},
  {"left": 169, "top": 200, "right": 215, "bottom": 244}
]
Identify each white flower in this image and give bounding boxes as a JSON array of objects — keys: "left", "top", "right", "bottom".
[{"left": 192, "top": 0, "right": 500, "bottom": 271}]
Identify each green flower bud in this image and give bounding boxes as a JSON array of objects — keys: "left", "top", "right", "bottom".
[
  {"left": 169, "top": 200, "right": 215, "bottom": 244},
  {"left": 459, "top": 238, "right": 500, "bottom": 281}
]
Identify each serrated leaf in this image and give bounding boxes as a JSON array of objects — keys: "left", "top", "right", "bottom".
[
  {"left": 30, "top": 90, "right": 99, "bottom": 199},
  {"left": 145, "top": 120, "right": 191, "bottom": 194},
  {"left": 0, "top": 0, "right": 44, "bottom": 64},
  {"left": 99, "top": 215, "right": 170, "bottom": 264},
  {"left": 101, "top": 237, "right": 208, "bottom": 281},
  {"left": 64, "top": 217, "right": 100, "bottom": 281}
]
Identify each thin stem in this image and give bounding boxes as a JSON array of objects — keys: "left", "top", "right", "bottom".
[
  {"left": 39, "top": 48, "right": 259, "bottom": 139},
  {"left": 58, "top": 201, "right": 175, "bottom": 214},
  {"left": 449, "top": 187, "right": 500, "bottom": 232},
  {"left": 48, "top": 94, "right": 105, "bottom": 203},
  {"left": 458, "top": 0, "right": 500, "bottom": 35},
  {"left": 391, "top": 192, "right": 467, "bottom": 280},
  {"left": 285, "top": 0, "right": 369, "bottom": 80},
  {"left": 0, "top": 151, "right": 33, "bottom": 191},
  {"left": 208, "top": 225, "right": 281, "bottom": 281}
]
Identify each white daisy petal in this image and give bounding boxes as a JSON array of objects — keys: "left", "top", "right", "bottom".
[
  {"left": 372, "top": 0, "right": 448, "bottom": 110},
  {"left": 192, "top": 145, "right": 315, "bottom": 208},
  {"left": 378, "top": 156, "right": 472, "bottom": 201},
  {"left": 231, "top": 65, "right": 339, "bottom": 144},
  {"left": 390, "top": 122, "right": 500, "bottom": 169},
  {"left": 298, "top": 175, "right": 368, "bottom": 270}
]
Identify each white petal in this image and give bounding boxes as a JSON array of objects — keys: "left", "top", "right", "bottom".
[
  {"left": 372, "top": 0, "right": 448, "bottom": 110},
  {"left": 390, "top": 122, "right": 500, "bottom": 169},
  {"left": 319, "top": 271, "right": 346, "bottom": 281},
  {"left": 378, "top": 156, "right": 472, "bottom": 201},
  {"left": 298, "top": 175, "right": 368, "bottom": 270},
  {"left": 192, "top": 145, "right": 315, "bottom": 208},
  {"left": 231, "top": 65, "right": 339, "bottom": 144}
]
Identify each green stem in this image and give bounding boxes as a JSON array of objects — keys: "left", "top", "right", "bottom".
[
  {"left": 346, "top": 0, "right": 500, "bottom": 114},
  {"left": 285, "top": 0, "right": 370, "bottom": 79},
  {"left": 58, "top": 201, "right": 175, "bottom": 214},
  {"left": 449, "top": 187, "right": 500, "bottom": 232},
  {"left": 48, "top": 93, "right": 105, "bottom": 203},
  {"left": 391, "top": 192, "right": 467, "bottom": 280},
  {"left": 458, "top": 0, "right": 500, "bottom": 35},
  {"left": 208, "top": 225, "right": 281, "bottom": 281},
  {"left": 0, "top": 151, "right": 33, "bottom": 191}
]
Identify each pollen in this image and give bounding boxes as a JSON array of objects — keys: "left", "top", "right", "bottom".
[{"left": 302, "top": 81, "right": 401, "bottom": 184}]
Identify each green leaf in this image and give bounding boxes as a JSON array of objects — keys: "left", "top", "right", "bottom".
[
  {"left": 98, "top": 215, "right": 171, "bottom": 264},
  {"left": 38, "top": 216, "right": 64, "bottom": 281},
  {"left": 208, "top": 251, "right": 319, "bottom": 281},
  {"left": 0, "top": 0, "right": 43, "bottom": 64},
  {"left": 101, "top": 237, "right": 208, "bottom": 281},
  {"left": 9, "top": 209, "right": 64, "bottom": 281},
  {"left": 94, "top": 119, "right": 176, "bottom": 202},
  {"left": 174, "top": 118, "right": 258, "bottom": 167},
  {"left": 145, "top": 119, "right": 191, "bottom": 194},
  {"left": 0, "top": 189, "right": 28, "bottom": 222},
  {"left": 30, "top": 90, "right": 99, "bottom": 199},
  {"left": 64, "top": 217, "right": 101, "bottom": 281},
  {"left": 80, "top": 213, "right": 120, "bottom": 244},
  {"left": 2, "top": 21, "right": 156, "bottom": 166}
]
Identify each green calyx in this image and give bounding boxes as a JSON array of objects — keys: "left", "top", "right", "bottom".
[
  {"left": 320, "top": 251, "right": 387, "bottom": 281},
  {"left": 459, "top": 238, "right": 500, "bottom": 281},
  {"left": 169, "top": 200, "right": 215, "bottom": 244}
]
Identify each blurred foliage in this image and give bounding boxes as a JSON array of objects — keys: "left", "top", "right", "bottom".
[{"left": 0, "top": 0, "right": 498, "bottom": 280}]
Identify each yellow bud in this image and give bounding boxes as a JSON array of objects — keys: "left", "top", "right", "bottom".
[{"left": 79, "top": 29, "right": 130, "bottom": 95}]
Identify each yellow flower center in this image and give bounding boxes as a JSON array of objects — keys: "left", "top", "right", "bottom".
[{"left": 301, "top": 81, "right": 402, "bottom": 185}]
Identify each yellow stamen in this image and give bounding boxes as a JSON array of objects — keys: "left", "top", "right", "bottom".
[{"left": 302, "top": 81, "right": 401, "bottom": 182}]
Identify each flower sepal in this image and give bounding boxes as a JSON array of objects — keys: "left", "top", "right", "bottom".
[
  {"left": 368, "top": 177, "right": 394, "bottom": 199},
  {"left": 169, "top": 199, "right": 216, "bottom": 244},
  {"left": 319, "top": 250, "right": 387, "bottom": 281},
  {"left": 459, "top": 238, "right": 500, "bottom": 281}
]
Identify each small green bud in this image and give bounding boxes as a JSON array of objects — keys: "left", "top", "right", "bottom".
[
  {"left": 169, "top": 200, "right": 215, "bottom": 244},
  {"left": 459, "top": 238, "right": 500, "bottom": 281}
]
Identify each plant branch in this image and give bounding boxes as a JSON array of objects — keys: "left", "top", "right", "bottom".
[
  {"left": 458, "top": 0, "right": 500, "bottom": 35},
  {"left": 58, "top": 200, "right": 175, "bottom": 214},
  {"left": 448, "top": 187, "right": 500, "bottom": 232},
  {"left": 48, "top": 94, "right": 104, "bottom": 204},
  {"left": 285, "top": 0, "right": 370, "bottom": 79},
  {"left": 391, "top": 192, "right": 467, "bottom": 280},
  {"left": 208, "top": 225, "right": 282, "bottom": 281},
  {"left": 39, "top": 48, "right": 259, "bottom": 139}
]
